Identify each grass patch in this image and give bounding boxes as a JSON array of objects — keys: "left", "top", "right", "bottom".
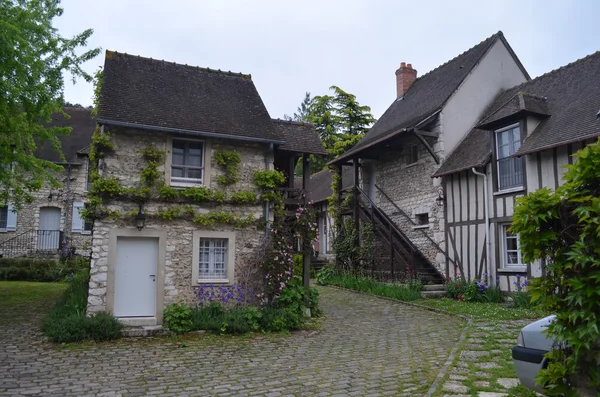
[
  {"left": 417, "top": 298, "right": 549, "bottom": 321},
  {"left": 0, "top": 281, "right": 66, "bottom": 324},
  {"left": 326, "top": 273, "right": 423, "bottom": 301}
]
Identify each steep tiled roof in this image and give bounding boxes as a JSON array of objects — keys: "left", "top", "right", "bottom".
[
  {"left": 331, "top": 31, "right": 527, "bottom": 164},
  {"left": 273, "top": 119, "right": 327, "bottom": 155},
  {"left": 477, "top": 92, "right": 550, "bottom": 127},
  {"left": 308, "top": 167, "right": 355, "bottom": 204},
  {"left": 98, "top": 51, "right": 282, "bottom": 143},
  {"left": 36, "top": 108, "right": 96, "bottom": 163},
  {"left": 432, "top": 129, "right": 491, "bottom": 177},
  {"left": 436, "top": 50, "right": 600, "bottom": 175}
]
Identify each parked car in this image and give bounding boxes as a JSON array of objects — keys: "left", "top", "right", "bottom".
[{"left": 512, "top": 315, "right": 556, "bottom": 393}]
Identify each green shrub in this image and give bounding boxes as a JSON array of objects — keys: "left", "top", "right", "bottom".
[
  {"left": 316, "top": 265, "right": 335, "bottom": 286},
  {"left": 164, "top": 303, "right": 193, "bottom": 334},
  {"left": 190, "top": 302, "right": 224, "bottom": 332},
  {"left": 512, "top": 291, "right": 534, "bottom": 308},
  {"left": 230, "top": 191, "right": 257, "bottom": 204},
  {"left": 0, "top": 257, "right": 88, "bottom": 282},
  {"left": 84, "top": 312, "right": 123, "bottom": 341},
  {"left": 445, "top": 278, "right": 468, "bottom": 299},
  {"left": 512, "top": 140, "right": 600, "bottom": 394},
  {"left": 42, "top": 267, "right": 121, "bottom": 343}
]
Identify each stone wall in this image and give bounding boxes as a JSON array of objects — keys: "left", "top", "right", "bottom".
[
  {"left": 87, "top": 127, "right": 271, "bottom": 314},
  {"left": 0, "top": 155, "right": 92, "bottom": 258},
  {"left": 372, "top": 116, "right": 446, "bottom": 272}
]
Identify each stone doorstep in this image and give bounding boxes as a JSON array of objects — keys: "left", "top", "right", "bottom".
[
  {"left": 121, "top": 325, "right": 169, "bottom": 338},
  {"left": 420, "top": 290, "right": 448, "bottom": 298},
  {"left": 422, "top": 284, "right": 446, "bottom": 292}
]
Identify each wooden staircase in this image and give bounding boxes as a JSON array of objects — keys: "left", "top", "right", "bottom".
[{"left": 355, "top": 186, "right": 444, "bottom": 284}]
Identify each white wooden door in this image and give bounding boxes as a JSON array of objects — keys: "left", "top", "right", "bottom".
[
  {"left": 38, "top": 207, "right": 61, "bottom": 249},
  {"left": 114, "top": 237, "right": 158, "bottom": 317}
]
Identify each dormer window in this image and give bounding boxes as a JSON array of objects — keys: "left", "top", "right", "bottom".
[{"left": 495, "top": 124, "right": 523, "bottom": 191}]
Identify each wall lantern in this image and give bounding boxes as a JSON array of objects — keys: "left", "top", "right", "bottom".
[
  {"left": 135, "top": 208, "right": 146, "bottom": 231},
  {"left": 436, "top": 187, "right": 445, "bottom": 207}
]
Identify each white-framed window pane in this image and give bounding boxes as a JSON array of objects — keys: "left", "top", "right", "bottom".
[
  {"left": 0, "top": 206, "right": 7, "bottom": 229},
  {"left": 502, "top": 225, "right": 523, "bottom": 267},
  {"left": 172, "top": 167, "right": 185, "bottom": 178},
  {"left": 198, "top": 238, "right": 228, "bottom": 279},
  {"left": 187, "top": 168, "right": 203, "bottom": 179},
  {"left": 496, "top": 126, "right": 523, "bottom": 190},
  {"left": 172, "top": 141, "right": 186, "bottom": 165}
]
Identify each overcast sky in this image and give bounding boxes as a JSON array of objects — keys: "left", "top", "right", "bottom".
[{"left": 56, "top": 0, "right": 600, "bottom": 120}]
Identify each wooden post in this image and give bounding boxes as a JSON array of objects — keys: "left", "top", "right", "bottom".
[
  {"left": 389, "top": 223, "right": 395, "bottom": 280},
  {"left": 335, "top": 164, "right": 343, "bottom": 268},
  {"left": 302, "top": 154, "right": 311, "bottom": 313},
  {"left": 353, "top": 160, "right": 360, "bottom": 238}
]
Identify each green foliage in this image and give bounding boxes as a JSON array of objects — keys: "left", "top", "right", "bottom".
[
  {"left": 461, "top": 279, "right": 504, "bottom": 303},
  {"left": 163, "top": 303, "right": 193, "bottom": 334},
  {"left": 0, "top": 0, "right": 100, "bottom": 207},
  {"left": 332, "top": 219, "right": 374, "bottom": 272},
  {"left": 291, "top": 86, "right": 376, "bottom": 172},
  {"left": 89, "top": 128, "right": 115, "bottom": 163},
  {"left": 42, "top": 266, "right": 122, "bottom": 343},
  {"left": 211, "top": 190, "right": 226, "bottom": 204},
  {"left": 327, "top": 272, "right": 423, "bottom": 301},
  {"left": 0, "top": 257, "right": 88, "bottom": 282},
  {"left": 138, "top": 146, "right": 164, "bottom": 163},
  {"left": 253, "top": 169, "right": 286, "bottom": 189},
  {"left": 180, "top": 186, "right": 213, "bottom": 202},
  {"left": 90, "top": 176, "right": 123, "bottom": 199},
  {"left": 157, "top": 206, "right": 181, "bottom": 220},
  {"left": 512, "top": 291, "right": 535, "bottom": 308},
  {"left": 230, "top": 191, "right": 257, "bottom": 204},
  {"left": 158, "top": 184, "right": 180, "bottom": 201},
  {"left": 215, "top": 150, "right": 241, "bottom": 185},
  {"left": 511, "top": 139, "right": 600, "bottom": 395},
  {"left": 192, "top": 211, "right": 255, "bottom": 227},
  {"left": 122, "top": 186, "right": 151, "bottom": 204},
  {"left": 445, "top": 279, "right": 469, "bottom": 299},
  {"left": 316, "top": 265, "right": 336, "bottom": 286}
]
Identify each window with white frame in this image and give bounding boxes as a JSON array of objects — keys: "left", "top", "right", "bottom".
[
  {"left": 501, "top": 224, "right": 524, "bottom": 268},
  {"left": 495, "top": 124, "right": 523, "bottom": 191},
  {"left": 0, "top": 206, "right": 7, "bottom": 229},
  {"left": 192, "top": 231, "right": 235, "bottom": 284},
  {"left": 321, "top": 211, "right": 328, "bottom": 253},
  {"left": 171, "top": 139, "right": 204, "bottom": 185}
]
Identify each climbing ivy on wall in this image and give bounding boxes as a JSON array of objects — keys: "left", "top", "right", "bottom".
[
  {"left": 83, "top": 141, "right": 278, "bottom": 227},
  {"left": 215, "top": 150, "right": 241, "bottom": 186}
]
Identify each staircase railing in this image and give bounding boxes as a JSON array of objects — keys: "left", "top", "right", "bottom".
[
  {"left": 0, "top": 230, "right": 64, "bottom": 258},
  {"left": 374, "top": 184, "right": 448, "bottom": 256}
]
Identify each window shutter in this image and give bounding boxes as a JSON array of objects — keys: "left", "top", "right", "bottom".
[
  {"left": 6, "top": 205, "right": 17, "bottom": 231},
  {"left": 72, "top": 202, "right": 84, "bottom": 232}
]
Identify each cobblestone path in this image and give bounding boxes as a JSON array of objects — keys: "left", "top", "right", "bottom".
[{"left": 0, "top": 287, "right": 465, "bottom": 397}]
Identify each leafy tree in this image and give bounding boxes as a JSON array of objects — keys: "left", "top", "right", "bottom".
[
  {"left": 283, "top": 92, "right": 312, "bottom": 122},
  {"left": 512, "top": 140, "right": 600, "bottom": 396},
  {"left": 304, "top": 86, "right": 375, "bottom": 172},
  {"left": 0, "top": 0, "right": 100, "bottom": 206}
]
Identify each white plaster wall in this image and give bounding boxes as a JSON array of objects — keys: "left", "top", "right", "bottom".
[{"left": 442, "top": 39, "right": 529, "bottom": 156}]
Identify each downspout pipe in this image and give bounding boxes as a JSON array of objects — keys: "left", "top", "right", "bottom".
[
  {"left": 472, "top": 167, "right": 491, "bottom": 286},
  {"left": 264, "top": 143, "right": 274, "bottom": 238}
]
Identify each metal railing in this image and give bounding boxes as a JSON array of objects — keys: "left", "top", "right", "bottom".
[
  {"left": 0, "top": 230, "right": 64, "bottom": 258},
  {"left": 497, "top": 156, "right": 523, "bottom": 190}
]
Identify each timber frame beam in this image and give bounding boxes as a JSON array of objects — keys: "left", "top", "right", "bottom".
[{"left": 413, "top": 129, "right": 440, "bottom": 164}]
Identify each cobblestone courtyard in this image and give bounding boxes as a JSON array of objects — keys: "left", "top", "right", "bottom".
[{"left": 0, "top": 286, "right": 466, "bottom": 397}]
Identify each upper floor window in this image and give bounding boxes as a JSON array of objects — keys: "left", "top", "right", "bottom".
[
  {"left": 86, "top": 158, "right": 93, "bottom": 192},
  {"left": 171, "top": 139, "right": 204, "bottom": 186},
  {"left": 495, "top": 124, "right": 523, "bottom": 191}
]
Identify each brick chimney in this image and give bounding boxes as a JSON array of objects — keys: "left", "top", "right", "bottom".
[{"left": 395, "top": 62, "right": 417, "bottom": 98}]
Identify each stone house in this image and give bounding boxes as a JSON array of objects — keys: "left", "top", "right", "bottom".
[
  {"left": 329, "top": 31, "right": 529, "bottom": 283},
  {"left": 0, "top": 108, "right": 95, "bottom": 258},
  {"left": 87, "top": 51, "right": 324, "bottom": 326},
  {"left": 433, "top": 50, "right": 600, "bottom": 291},
  {"left": 327, "top": 31, "right": 600, "bottom": 291}
]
